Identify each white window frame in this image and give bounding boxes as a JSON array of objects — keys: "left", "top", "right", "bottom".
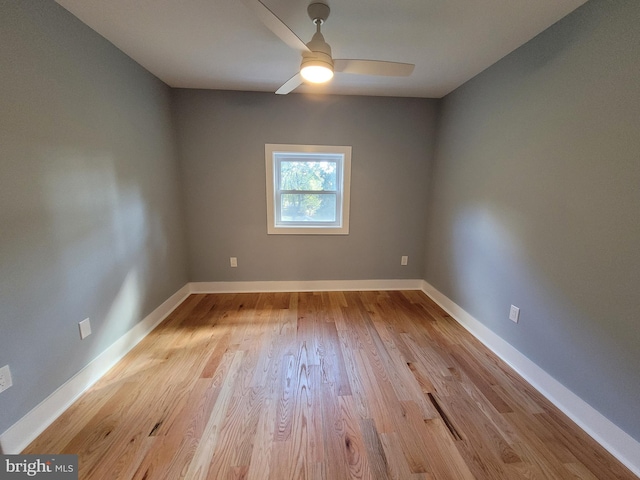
[{"left": 265, "top": 144, "right": 351, "bottom": 235}]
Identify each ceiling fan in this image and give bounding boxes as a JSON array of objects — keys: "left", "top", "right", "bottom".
[{"left": 241, "top": 0, "right": 415, "bottom": 94}]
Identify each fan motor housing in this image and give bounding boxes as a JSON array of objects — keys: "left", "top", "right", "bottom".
[{"left": 301, "top": 50, "right": 333, "bottom": 71}]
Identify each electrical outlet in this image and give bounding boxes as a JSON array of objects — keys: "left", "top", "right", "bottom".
[
  {"left": 401, "top": 255, "right": 408, "bottom": 266},
  {"left": 230, "top": 257, "right": 238, "bottom": 268},
  {"left": 509, "top": 305, "right": 520, "bottom": 323},
  {"left": 79, "top": 318, "right": 92, "bottom": 339},
  {"left": 0, "top": 365, "right": 13, "bottom": 393}
]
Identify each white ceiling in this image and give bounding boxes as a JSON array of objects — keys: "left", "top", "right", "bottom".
[{"left": 55, "top": 0, "right": 587, "bottom": 98}]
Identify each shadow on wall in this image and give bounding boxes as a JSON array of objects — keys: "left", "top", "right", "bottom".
[
  {"left": 38, "top": 147, "right": 150, "bottom": 340},
  {"left": 449, "top": 203, "right": 640, "bottom": 439},
  {"left": 0, "top": 147, "right": 157, "bottom": 432}
]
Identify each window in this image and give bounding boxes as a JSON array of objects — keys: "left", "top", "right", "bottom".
[{"left": 266, "top": 144, "right": 351, "bottom": 235}]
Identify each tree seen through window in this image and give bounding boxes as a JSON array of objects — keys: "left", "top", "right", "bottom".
[{"left": 279, "top": 160, "right": 337, "bottom": 222}]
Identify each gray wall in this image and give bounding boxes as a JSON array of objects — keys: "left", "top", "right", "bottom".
[
  {"left": 425, "top": 0, "right": 640, "bottom": 441},
  {"left": 0, "top": 1, "right": 188, "bottom": 435},
  {"left": 173, "top": 90, "right": 436, "bottom": 282}
]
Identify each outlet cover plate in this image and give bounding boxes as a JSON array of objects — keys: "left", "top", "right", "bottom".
[
  {"left": 0, "top": 365, "right": 13, "bottom": 393},
  {"left": 509, "top": 305, "right": 520, "bottom": 323},
  {"left": 79, "top": 318, "right": 92, "bottom": 339}
]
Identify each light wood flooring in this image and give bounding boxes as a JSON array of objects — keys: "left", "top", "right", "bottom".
[{"left": 25, "top": 291, "right": 637, "bottom": 479}]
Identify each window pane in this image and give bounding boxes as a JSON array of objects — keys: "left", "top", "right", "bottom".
[
  {"left": 279, "top": 161, "right": 337, "bottom": 191},
  {"left": 280, "top": 194, "right": 337, "bottom": 222}
]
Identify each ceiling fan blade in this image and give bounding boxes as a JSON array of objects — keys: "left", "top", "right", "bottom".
[
  {"left": 241, "top": 0, "right": 310, "bottom": 53},
  {"left": 334, "top": 59, "right": 415, "bottom": 77},
  {"left": 276, "top": 73, "right": 303, "bottom": 95}
]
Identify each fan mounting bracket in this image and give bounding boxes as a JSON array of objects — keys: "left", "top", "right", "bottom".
[{"left": 307, "top": 2, "right": 330, "bottom": 24}]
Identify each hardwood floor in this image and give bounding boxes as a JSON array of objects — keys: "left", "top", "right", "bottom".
[{"left": 24, "top": 291, "right": 637, "bottom": 479}]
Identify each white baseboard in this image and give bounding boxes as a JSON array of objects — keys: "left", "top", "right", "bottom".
[
  {"left": 0, "top": 284, "right": 191, "bottom": 455},
  {"left": 420, "top": 280, "right": 640, "bottom": 477},
  {"left": 189, "top": 278, "right": 424, "bottom": 294}
]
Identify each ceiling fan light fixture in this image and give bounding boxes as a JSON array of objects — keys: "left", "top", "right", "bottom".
[
  {"left": 244, "top": 0, "right": 414, "bottom": 95},
  {"left": 300, "top": 20, "right": 334, "bottom": 85},
  {"left": 300, "top": 62, "right": 334, "bottom": 83}
]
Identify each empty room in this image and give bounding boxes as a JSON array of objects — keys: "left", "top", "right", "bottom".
[{"left": 1, "top": 0, "right": 639, "bottom": 478}]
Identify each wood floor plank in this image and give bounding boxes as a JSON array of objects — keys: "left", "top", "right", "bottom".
[
  {"left": 335, "top": 328, "right": 372, "bottom": 421},
  {"left": 369, "top": 319, "right": 437, "bottom": 419},
  {"left": 534, "top": 410, "right": 635, "bottom": 480},
  {"left": 338, "top": 394, "right": 372, "bottom": 479},
  {"left": 206, "top": 385, "right": 265, "bottom": 480},
  {"left": 359, "top": 417, "right": 390, "bottom": 480},
  {"left": 22, "top": 291, "right": 638, "bottom": 480},
  {"left": 319, "top": 384, "right": 351, "bottom": 480},
  {"left": 58, "top": 381, "right": 142, "bottom": 466},
  {"left": 245, "top": 383, "right": 278, "bottom": 480},
  {"left": 130, "top": 377, "right": 222, "bottom": 480},
  {"left": 318, "top": 320, "right": 352, "bottom": 396},
  {"left": 272, "top": 349, "right": 324, "bottom": 479},
  {"left": 184, "top": 351, "right": 244, "bottom": 480},
  {"left": 379, "top": 431, "right": 435, "bottom": 480},
  {"left": 24, "top": 382, "right": 119, "bottom": 455},
  {"left": 274, "top": 353, "right": 297, "bottom": 442}
]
